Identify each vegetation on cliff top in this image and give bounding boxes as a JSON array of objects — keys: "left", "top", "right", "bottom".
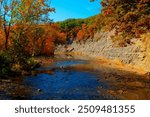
[
  {"left": 58, "top": 0, "right": 150, "bottom": 46},
  {"left": 98, "top": 0, "right": 150, "bottom": 46}
]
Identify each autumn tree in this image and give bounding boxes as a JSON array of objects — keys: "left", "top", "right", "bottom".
[
  {"left": 0, "top": 0, "right": 15, "bottom": 50},
  {"left": 0, "top": 0, "right": 55, "bottom": 74},
  {"left": 0, "top": 0, "right": 55, "bottom": 50},
  {"left": 91, "top": 0, "right": 150, "bottom": 46}
]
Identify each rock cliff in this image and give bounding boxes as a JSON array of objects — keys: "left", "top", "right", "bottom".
[{"left": 55, "top": 31, "right": 150, "bottom": 71}]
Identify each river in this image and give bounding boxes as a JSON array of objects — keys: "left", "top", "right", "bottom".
[{"left": 0, "top": 54, "right": 150, "bottom": 100}]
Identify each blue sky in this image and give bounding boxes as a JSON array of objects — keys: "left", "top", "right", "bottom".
[{"left": 50, "top": 0, "right": 101, "bottom": 22}]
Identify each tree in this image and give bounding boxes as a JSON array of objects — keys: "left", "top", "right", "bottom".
[
  {"left": 91, "top": 0, "right": 150, "bottom": 46},
  {"left": 0, "top": 0, "right": 16, "bottom": 50},
  {"left": 0, "top": 0, "right": 55, "bottom": 50}
]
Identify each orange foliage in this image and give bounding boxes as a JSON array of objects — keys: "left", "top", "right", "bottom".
[
  {"left": 104, "top": 6, "right": 113, "bottom": 17},
  {"left": 26, "top": 24, "right": 66, "bottom": 56},
  {"left": 57, "top": 32, "right": 66, "bottom": 43},
  {"left": 76, "top": 23, "right": 96, "bottom": 41},
  {"left": 0, "top": 23, "right": 66, "bottom": 56},
  {"left": 77, "top": 30, "right": 84, "bottom": 41},
  {"left": 41, "top": 35, "right": 55, "bottom": 56}
]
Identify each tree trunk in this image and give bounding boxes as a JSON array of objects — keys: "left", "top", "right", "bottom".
[{"left": 5, "top": 34, "right": 9, "bottom": 50}]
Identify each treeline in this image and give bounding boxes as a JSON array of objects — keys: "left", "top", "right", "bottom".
[
  {"left": 57, "top": 0, "right": 150, "bottom": 46},
  {"left": 57, "top": 15, "right": 98, "bottom": 42}
]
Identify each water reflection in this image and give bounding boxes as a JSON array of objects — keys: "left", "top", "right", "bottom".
[{"left": 70, "top": 61, "right": 150, "bottom": 100}]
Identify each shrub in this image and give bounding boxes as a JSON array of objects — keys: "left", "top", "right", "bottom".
[{"left": 0, "top": 52, "right": 12, "bottom": 75}]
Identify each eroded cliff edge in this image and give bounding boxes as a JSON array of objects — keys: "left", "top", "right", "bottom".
[{"left": 55, "top": 30, "right": 150, "bottom": 72}]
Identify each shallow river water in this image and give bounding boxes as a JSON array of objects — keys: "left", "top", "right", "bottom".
[
  {"left": 24, "top": 60, "right": 108, "bottom": 100},
  {"left": 0, "top": 55, "right": 150, "bottom": 100}
]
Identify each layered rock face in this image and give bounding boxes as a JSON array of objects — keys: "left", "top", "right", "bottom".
[{"left": 55, "top": 31, "right": 150, "bottom": 71}]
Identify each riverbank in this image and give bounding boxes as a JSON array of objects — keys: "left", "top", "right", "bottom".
[
  {"left": 55, "top": 52, "right": 148, "bottom": 76},
  {"left": 55, "top": 31, "right": 150, "bottom": 74}
]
